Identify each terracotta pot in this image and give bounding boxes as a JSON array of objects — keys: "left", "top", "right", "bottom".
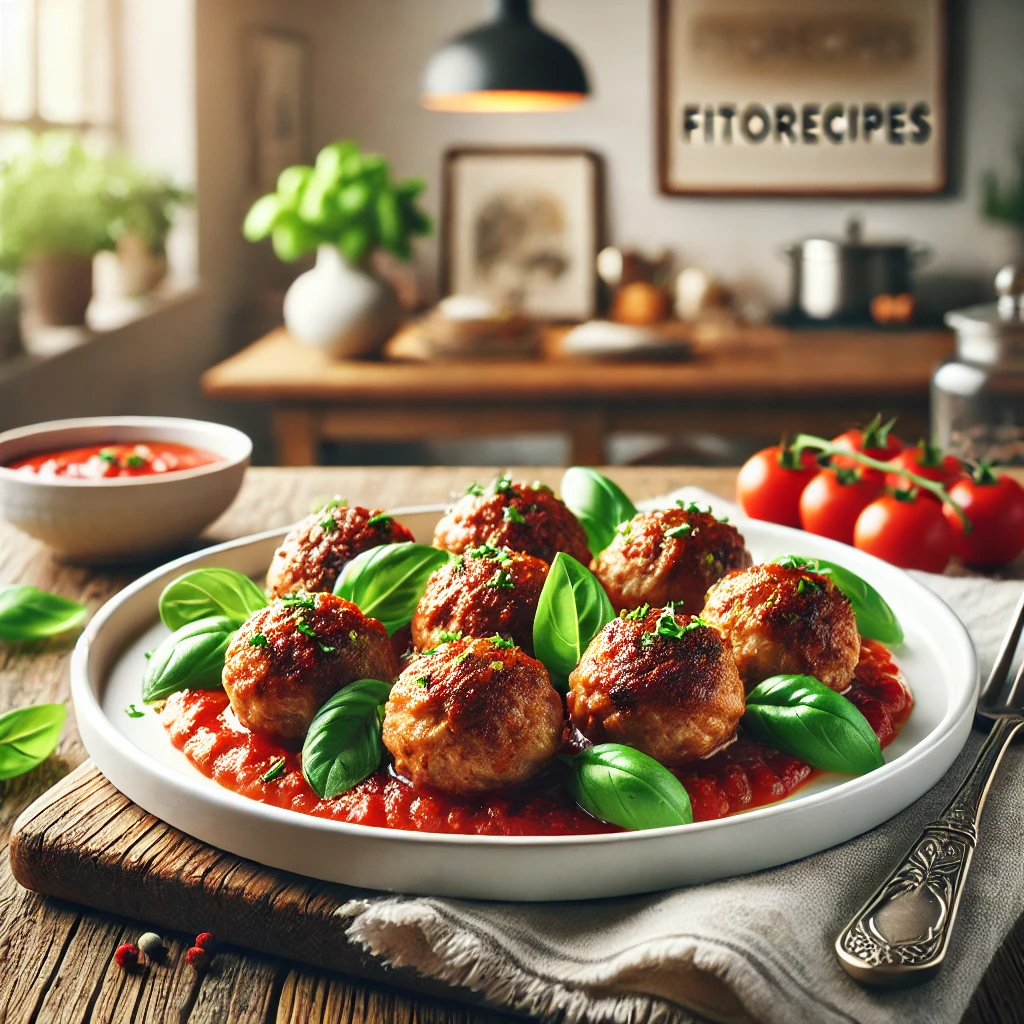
[
  {"left": 28, "top": 253, "right": 94, "bottom": 326},
  {"left": 114, "top": 233, "right": 168, "bottom": 296}
]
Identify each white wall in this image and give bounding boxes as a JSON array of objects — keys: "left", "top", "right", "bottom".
[{"left": 308, "top": 0, "right": 1024, "bottom": 313}]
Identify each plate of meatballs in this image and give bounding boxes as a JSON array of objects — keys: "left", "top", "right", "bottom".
[{"left": 72, "top": 470, "right": 977, "bottom": 900}]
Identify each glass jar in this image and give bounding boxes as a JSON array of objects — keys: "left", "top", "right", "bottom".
[{"left": 932, "top": 265, "right": 1024, "bottom": 464}]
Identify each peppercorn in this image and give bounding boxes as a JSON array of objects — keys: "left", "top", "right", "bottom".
[
  {"left": 137, "top": 932, "right": 166, "bottom": 961},
  {"left": 185, "top": 946, "right": 209, "bottom": 971},
  {"left": 114, "top": 942, "right": 139, "bottom": 969},
  {"left": 194, "top": 931, "right": 215, "bottom": 951}
]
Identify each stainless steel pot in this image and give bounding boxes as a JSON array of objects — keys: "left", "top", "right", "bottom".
[{"left": 784, "top": 218, "right": 931, "bottom": 322}]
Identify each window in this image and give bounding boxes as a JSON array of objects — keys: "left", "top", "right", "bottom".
[{"left": 0, "top": 0, "right": 117, "bottom": 155}]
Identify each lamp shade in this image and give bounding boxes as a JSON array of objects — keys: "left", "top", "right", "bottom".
[{"left": 421, "top": 0, "right": 590, "bottom": 112}]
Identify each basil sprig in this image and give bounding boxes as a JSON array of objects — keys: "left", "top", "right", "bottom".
[
  {"left": 334, "top": 543, "right": 451, "bottom": 634},
  {"left": 0, "top": 586, "right": 87, "bottom": 641},
  {"left": 743, "top": 674, "right": 884, "bottom": 775},
  {"left": 560, "top": 467, "right": 639, "bottom": 558},
  {"left": 302, "top": 678, "right": 392, "bottom": 798},
  {"left": 158, "top": 568, "right": 267, "bottom": 631},
  {"left": 772, "top": 555, "right": 903, "bottom": 645},
  {"left": 532, "top": 553, "right": 614, "bottom": 693},
  {"left": 563, "top": 743, "right": 693, "bottom": 831},
  {"left": 0, "top": 703, "right": 66, "bottom": 779},
  {"left": 142, "top": 614, "right": 235, "bottom": 703}
]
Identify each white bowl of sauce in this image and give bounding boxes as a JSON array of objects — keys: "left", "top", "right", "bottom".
[{"left": 0, "top": 417, "right": 251, "bottom": 563}]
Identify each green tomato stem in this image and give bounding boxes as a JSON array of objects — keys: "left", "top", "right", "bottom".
[{"left": 791, "top": 433, "right": 970, "bottom": 529}]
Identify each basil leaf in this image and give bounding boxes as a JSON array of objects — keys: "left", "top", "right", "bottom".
[
  {"left": 743, "top": 674, "right": 884, "bottom": 775},
  {"left": 0, "top": 587, "right": 87, "bottom": 641},
  {"left": 334, "top": 543, "right": 450, "bottom": 634},
  {"left": 0, "top": 703, "right": 66, "bottom": 779},
  {"left": 158, "top": 568, "right": 267, "bottom": 631},
  {"left": 142, "top": 615, "right": 235, "bottom": 703},
  {"left": 772, "top": 555, "right": 903, "bottom": 645},
  {"left": 532, "top": 552, "right": 614, "bottom": 693},
  {"left": 560, "top": 467, "right": 639, "bottom": 558},
  {"left": 564, "top": 743, "right": 693, "bottom": 831},
  {"left": 301, "top": 678, "right": 392, "bottom": 798}
]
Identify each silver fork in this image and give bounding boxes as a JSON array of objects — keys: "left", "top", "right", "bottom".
[{"left": 835, "top": 588, "right": 1024, "bottom": 986}]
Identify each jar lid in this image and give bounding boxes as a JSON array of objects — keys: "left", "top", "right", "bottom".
[{"left": 944, "top": 265, "right": 1024, "bottom": 342}]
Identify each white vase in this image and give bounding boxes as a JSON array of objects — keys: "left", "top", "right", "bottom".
[{"left": 283, "top": 245, "right": 400, "bottom": 358}]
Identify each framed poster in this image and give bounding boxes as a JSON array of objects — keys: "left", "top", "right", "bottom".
[
  {"left": 245, "top": 28, "right": 311, "bottom": 194},
  {"left": 442, "top": 148, "right": 603, "bottom": 321},
  {"left": 657, "top": 0, "right": 948, "bottom": 196}
]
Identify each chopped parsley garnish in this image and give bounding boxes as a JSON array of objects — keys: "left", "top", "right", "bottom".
[
  {"left": 98, "top": 449, "right": 118, "bottom": 465},
  {"left": 439, "top": 629, "right": 463, "bottom": 643},
  {"left": 143, "top": 649, "right": 153, "bottom": 660},
  {"left": 621, "top": 603, "right": 651, "bottom": 620},
  {"left": 320, "top": 516, "right": 337, "bottom": 533},
  {"left": 261, "top": 757, "right": 287, "bottom": 783},
  {"left": 295, "top": 620, "right": 317, "bottom": 638},
  {"left": 530, "top": 481, "right": 554, "bottom": 494},
  {"left": 489, "top": 660, "right": 504, "bottom": 671},
  {"left": 455, "top": 651, "right": 471, "bottom": 665},
  {"left": 797, "top": 577, "right": 821, "bottom": 595},
  {"left": 641, "top": 607, "right": 709, "bottom": 645},
  {"left": 124, "top": 704, "right": 145, "bottom": 719},
  {"left": 317, "top": 641, "right": 335, "bottom": 653},
  {"left": 367, "top": 512, "right": 392, "bottom": 529},
  {"left": 467, "top": 543, "right": 508, "bottom": 563},
  {"left": 703, "top": 552, "right": 717, "bottom": 566},
  {"left": 316, "top": 496, "right": 348, "bottom": 513},
  {"left": 281, "top": 593, "right": 316, "bottom": 610},
  {"left": 486, "top": 568, "right": 515, "bottom": 590},
  {"left": 492, "top": 472, "right": 515, "bottom": 495},
  {"left": 764, "top": 592, "right": 780, "bottom": 607},
  {"left": 674, "top": 499, "right": 728, "bottom": 523},
  {"left": 348, "top": 629, "right": 360, "bottom": 642},
  {"left": 489, "top": 635, "right": 515, "bottom": 649},
  {"left": 124, "top": 453, "right": 147, "bottom": 469},
  {"left": 666, "top": 522, "right": 692, "bottom": 539},
  {"left": 414, "top": 675, "right": 431, "bottom": 688},
  {"left": 503, "top": 505, "right": 526, "bottom": 524},
  {"left": 615, "top": 520, "right": 633, "bottom": 538},
  {"left": 249, "top": 633, "right": 268, "bottom": 647},
  {"left": 465, "top": 481, "right": 485, "bottom": 496}
]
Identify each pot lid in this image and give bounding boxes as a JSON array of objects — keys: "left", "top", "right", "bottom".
[
  {"left": 789, "top": 218, "right": 919, "bottom": 260},
  {"left": 945, "top": 265, "right": 1024, "bottom": 340}
]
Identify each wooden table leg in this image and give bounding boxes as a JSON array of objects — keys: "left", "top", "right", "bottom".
[
  {"left": 567, "top": 409, "right": 607, "bottom": 466},
  {"left": 273, "top": 407, "right": 320, "bottom": 466}
]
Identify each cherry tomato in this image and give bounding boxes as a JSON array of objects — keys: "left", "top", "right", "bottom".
[
  {"left": 799, "top": 468, "right": 885, "bottom": 545},
  {"left": 854, "top": 492, "right": 953, "bottom": 572},
  {"left": 736, "top": 446, "right": 819, "bottom": 527},
  {"left": 942, "top": 469, "right": 1024, "bottom": 566},
  {"left": 884, "top": 442, "right": 964, "bottom": 498},
  {"left": 831, "top": 415, "right": 904, "bottom": 474}
]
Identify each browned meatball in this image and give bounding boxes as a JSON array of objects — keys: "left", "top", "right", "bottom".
[
  {"left": 382, "top": 637, "right": 564, "bottom": 796},
  {"left": 433, "top": 476, "right": 590, "bottom": 565},
  {"left": 223, "top": 592, "right": 399, "bottom": 748},
  {"left": 591, "top": 505, "right": 752, "bottom": 614},
  {"left": 568, "top": 606, "right": 745, "bottom": 765},
  {"left": 411, "top": 546, "right": 549, "bottom": 654},
  {"left": 266, "top": 502, "right": 415, "bottom": 597},
  {"left": 701, "top": 563, "right": 861, "bottom": 692}
]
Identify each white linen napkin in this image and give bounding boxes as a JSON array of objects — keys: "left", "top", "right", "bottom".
[{"left": 338, "top": 489, "right": 1024, "bottom": 1024}]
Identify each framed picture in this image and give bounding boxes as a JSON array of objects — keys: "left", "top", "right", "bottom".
[
  {"left": 657, "top": 0, "right": 948, "bottom": 196},
  {"left": 245, "top": 28, "right": 311, "bottom": 194},
  {"left": 442, "top": 148, "right": 603, "bottom": 321}
]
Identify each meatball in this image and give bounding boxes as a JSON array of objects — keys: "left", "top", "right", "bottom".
[
  {"left": 568, "top": 606, "right": 745, "bottom": 765},
  {"left": 411, "top": 546, "right": 549, "bottom": 654},
  {"left": 223, "top": 591, "right": 399, "bottom": 748},
  {"left": 433, "top": 476, "right": 590, "bottom": 565},
  {"left": 382, "top": 637, "right": 564, "bottom": 795},
  {"left": 266, "top": 501, "right": 414, "bottom": 597},
  {"left": 592, "top": 505, "right": 752, "bottom": 614},
  {"left": 701, "top": 563, "right": 861, "bottom": 692}
]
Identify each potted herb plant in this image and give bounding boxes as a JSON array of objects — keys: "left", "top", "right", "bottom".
[
  {"left": 0, "top": 135, "right": 114, "bottom": 326},
  {"left": 243, "top": 140, "right": 432, "bottom": 358},
  {"left": 0, "top": 263, "right": 20, "bottom": 361},
  {"left": 106, "top": 161, "right": 193, "bottom": 297}
]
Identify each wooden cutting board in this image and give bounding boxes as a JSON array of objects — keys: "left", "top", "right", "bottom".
[{"left": 8, "top": 761, "right": 486, "bottom": 1007}]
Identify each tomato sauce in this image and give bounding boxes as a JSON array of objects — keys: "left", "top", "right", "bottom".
[
  {"left": 7, "top": 442, "right": 222, "bottom": 479},
  {"left": 160, "top": 640, "right": 912, "bottom": 836}
]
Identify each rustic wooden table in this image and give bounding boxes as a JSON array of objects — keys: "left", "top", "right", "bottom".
[
  {"left": 1, "top": 466, "right": 1021, "bottom": 1024},
  {"left": 200, "top": 327, "right": 954, "bottom": 466}
]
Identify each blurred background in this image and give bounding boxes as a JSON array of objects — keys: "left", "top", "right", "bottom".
[{"left": 0, "top": 0, "right": 1021, "bottom": 468}]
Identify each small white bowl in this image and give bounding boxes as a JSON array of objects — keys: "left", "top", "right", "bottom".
[{"left": 0, "top": 417, "right": 251, "bottom": 564}]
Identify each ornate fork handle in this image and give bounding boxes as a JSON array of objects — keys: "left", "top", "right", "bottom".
[{"left": 836, "top": 715, "right": 1024, "bottom": 986}]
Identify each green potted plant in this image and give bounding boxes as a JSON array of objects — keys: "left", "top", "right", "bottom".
[
  {"left": 106, "top": 160, "right": 193, "bottom": 296},
  {"left": 0, "top": 258, "right": 21, "bottom": 361},
  {"left": 242, "top": 139, "right": 432, "bottom": 357},
  {"left": 982, "top": 138, "right": 1024, "bottom": 229},
  {"left": 0, "top": 134, "right": 114, "bottom": 326}
]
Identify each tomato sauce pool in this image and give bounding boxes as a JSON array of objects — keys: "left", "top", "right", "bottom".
[
  {"left": 160, "top": 640, "right": 912, "bottom": 837},
  {"left": 7, "top": 442, "right": 222, "bottom": 479}
]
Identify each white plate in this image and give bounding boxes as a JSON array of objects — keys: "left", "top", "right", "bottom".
[{"left": 72, "top": 506, "right": 978, "bottom": 901}]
